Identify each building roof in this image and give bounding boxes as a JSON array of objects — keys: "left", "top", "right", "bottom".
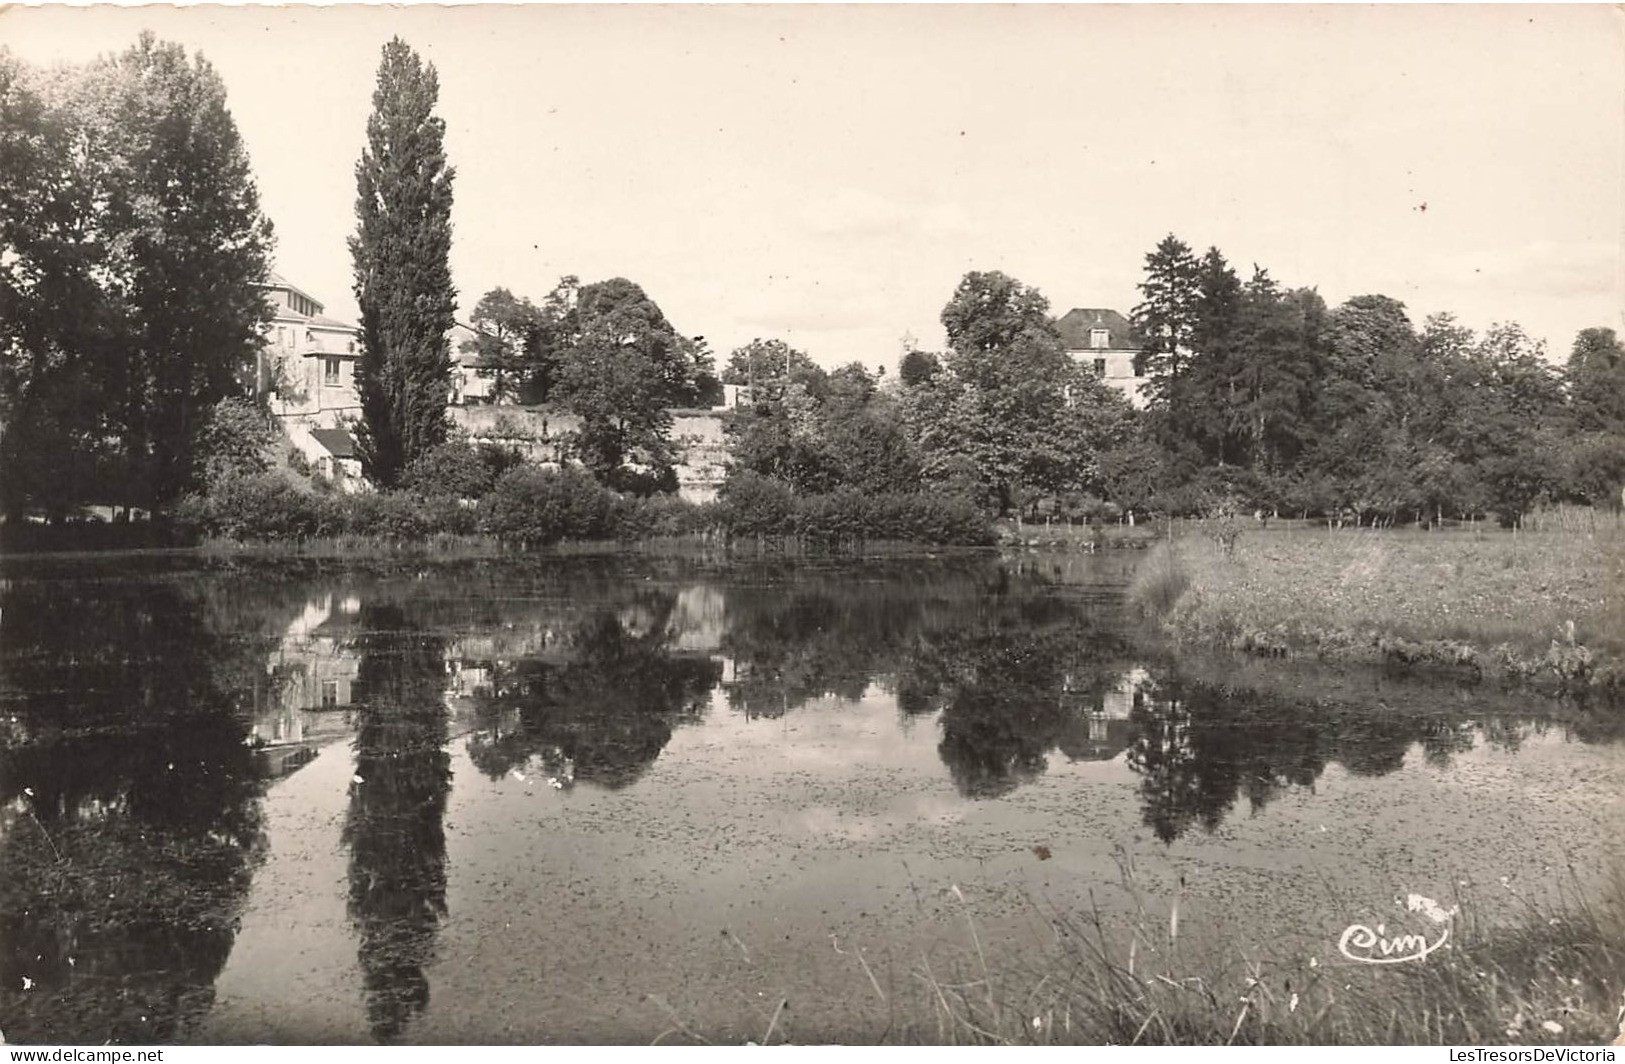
[
  {"left": 262, "top": 270, "right": 325, "bottom": 312},
  {"left": 309, "top": 427, "right": 358, "bottom": 459},
  {"left": 1055, "top": 308, "right": 1138, "bottom": 352},
  {"left": 310, "top": 314, "right": 359, "bottom": 333}
]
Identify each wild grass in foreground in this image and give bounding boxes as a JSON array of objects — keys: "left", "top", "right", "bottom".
[
  {"left": 1128, "top": 522, "right": 1625, "bottom": 697},
  {"left": 895, "top": 859, "right": 1625, "bottom": 1046}
]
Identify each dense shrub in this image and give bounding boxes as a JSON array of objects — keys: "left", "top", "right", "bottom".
[
  {"left": 793, "top": 487, "right": 872, "bottom": 542},
  {"left": 716, "top": 471, "right": 796, "bottom": 537},
  {"left": 401, "top": 440, "right": 495, "bottom": 500},
  {"left": 188, "top": 474, "right": 320, "bottom": 540},
  {"left": 715, "top": 472, "right": 993, "bottom": 546},
  {"left": 177, "top": 475, "right": 480, "bottom": 542},
  {"left": 198, "top": 398, "right": 276, "bottom": 489},
  {"left": 881, "top": 493, "right": 995, "bottom": 545},
  {"left": 347, "top": 491, "right": 476, "bottom": 539},
  {"left": 479, "top": 465, "right": 615, "bottom": 546},
  {"left": 176, "top": 462, "right": 990, "bottom": 548},
  {"left": 606, "top": 492, "right": 714, "bottom": 540}
]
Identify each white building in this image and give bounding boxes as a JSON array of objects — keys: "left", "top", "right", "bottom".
[
  {"left": 1054, "top": 307, "right": 1149, "bottom": 409},
  {"left": 259, "top": 272, "right": 362, "bottom": 425}
]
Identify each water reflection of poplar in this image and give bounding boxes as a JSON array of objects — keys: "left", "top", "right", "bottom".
[
  {"left": 343, "top": 604, "right": 451, "bottom": 1044},
  {"left": 465, "top": 591, "right": 721, "bottom": 788},
  {"left": 0, "top": 579, "right": 274, "bottom": 1044}
]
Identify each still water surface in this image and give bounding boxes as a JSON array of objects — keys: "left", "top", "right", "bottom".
[{"left": 1, "top": 553, "right": 1620, "bottom": 1043}]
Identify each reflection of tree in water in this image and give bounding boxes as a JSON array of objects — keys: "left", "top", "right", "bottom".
[
  {"left": 708, "top": 560, "right": 1126, "bottom": 737},
  {"left": 464, "top": 591, "right": 721, "bottom": 789},
  {"left": 0, "top": 577, "right": 279, "bottom": 1043},
  {"left": 1122, "top": 674, "right": 1577, "bottom": 844},
  {"left": 719, "top": 575, "right": 952, "bottom": 718},
  {"left": 902, "top": 615, "right": 1132, "bottom": 799},
  {"left": 344, "top": 604, "right": 452, "bottom": 1043},
  {"left": 1126, "top": 680, "right": 1327, "bottom": 843}
]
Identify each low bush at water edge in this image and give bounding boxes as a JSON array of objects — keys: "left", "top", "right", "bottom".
[{"left": 168, "top": 469, "right": 998, "bottom": 550}]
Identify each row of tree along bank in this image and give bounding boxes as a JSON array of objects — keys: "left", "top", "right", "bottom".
[
  {"left": 463, "top": 256, "right": 1625, "bottom": 531},
  {"left": 1117, "top": 237, "right": 1625, "bottom": 527},
  {"left": 6, "top": 34, "right": 1623, "bottom": 534}
]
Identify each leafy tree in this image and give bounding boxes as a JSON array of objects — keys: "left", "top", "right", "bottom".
[
  {"left": 721, "top": 337, "right": 825, "bottom": 398},
  {"left": 939, "top": 270, "right": 1061, "bottom": 388},
  {"left": 87, "top": 37, "right": 274, "bottom": 509},
  {"left": 462, "top": 287, "right": 540, "bottom": 404},
  {"left": 908, "top": 272, "right": 1132, "bottom": 514},
  {"left": 1, "top": 39, "right": 274, "bottom": 516},
  {"left": 540, "top": 277, "right": 716, "bottom": 492},
  {"left": 723, "top": 347, "right": 923, "bottom": 496},
  {"left": 1097, "top": 432, "right": 1166, "bottom": 514},
  {"left": 556, "top": 328, "right": 680, "bottom": 494},
  {"left": 807, "top": 364, "right": 922, "bottom": 495},
  {"left": 898, "top": 348, "right": 941, "bottom": 388},
  {"left": 1557, "top": 431, "right": 1625, "bottom": 509},
  {"left": 568, "top": 277, "right": 715, "bottom": 408},
  {"left": 1566, "top": 327, "right": 1625, "bottom": 433},
  {"left": 0, "top": 53, "right": 111, "bottom": 520},
  {"left": 350, "top": 38, "right": 457, "bottom": 488}
]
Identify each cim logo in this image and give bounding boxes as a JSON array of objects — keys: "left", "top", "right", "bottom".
[{"left": 1338, "top": 893, "right": 1457, "bottom": 965}]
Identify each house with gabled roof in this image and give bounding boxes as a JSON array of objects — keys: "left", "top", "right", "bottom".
[{"left": 1054, "top": 307, "right": 1150, "bottom": 408}]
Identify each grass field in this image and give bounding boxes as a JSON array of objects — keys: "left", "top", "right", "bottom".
[{"left": 1129, "top": 513, "right": 1625, "bottom": 696}]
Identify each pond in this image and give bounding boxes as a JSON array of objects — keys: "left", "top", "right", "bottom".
[{"left": 1, "top": 552, "right": 1620, "bottom": 1044}]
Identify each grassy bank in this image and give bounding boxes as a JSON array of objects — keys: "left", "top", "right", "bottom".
[
  {"left": 1128, "top": 522, "right": 1625, "bottom": 698},
  {"left": 894, "top": 860, "right": 1625, "bottom": 1045}
]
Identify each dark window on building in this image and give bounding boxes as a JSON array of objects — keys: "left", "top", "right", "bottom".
[{"left": 324, "top": 357, "right": 341, "bottom": 385}]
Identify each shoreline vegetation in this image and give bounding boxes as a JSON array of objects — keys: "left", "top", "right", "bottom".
[
  {"left": 1129, "top": 512, "right": 1625, "bottom": 702},
  {"left": 890, "top": 859, "right": 1625, "bottom": 1046}
]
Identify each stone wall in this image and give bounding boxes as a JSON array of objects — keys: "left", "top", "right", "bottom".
[{"left": 450, "top": 405, "right": 728, "bottom": 502}]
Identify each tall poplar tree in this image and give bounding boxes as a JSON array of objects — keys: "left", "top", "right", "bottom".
[{"left": 350, "top": 38, "right": 457, "bottom": 487}]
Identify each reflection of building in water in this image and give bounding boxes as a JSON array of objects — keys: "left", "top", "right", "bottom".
[
  {"left": 1056, "top": 667, "right": 1148, "bottom": 762},
  {"left": 1102, "top": 666, "right": 1149, "bottom": 719},
  {"left": 667, "top": 585, "right": 726, "bottom": 652},
  {"left": 251, "top": 594, "right": 365, "bottom": 776}
]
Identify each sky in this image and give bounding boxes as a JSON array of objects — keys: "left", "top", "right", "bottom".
[{"left": 3, "top": 4, "right": 1622, "bottom": 373}]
